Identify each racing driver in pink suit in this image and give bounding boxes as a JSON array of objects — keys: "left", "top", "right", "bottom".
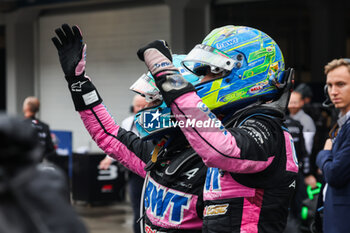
[
  {"left": 137, "top": 25, "right": 298, "bottom": 233},
  {"left": 52, "top": 24, "right": 207, "bottom": 233}
]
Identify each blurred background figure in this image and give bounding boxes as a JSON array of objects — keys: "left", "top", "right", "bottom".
[
  {"left": 295, "top": 83, "right": 313, "bottom": 106},
  {"left": 0, "top": 114, "right": 87, "bottom": 233},
  {"left": 286, "top": 86, "right": 319, "bottom": 233},
  {"left": 284, "top": 114, "right": 312, "bottom": 233},
  {"left": 99, "top": 94, "right": 147, "bottom": 233},
  {"left": 22, "top": 96, "right": 56, "bottom": 162},
  {"left": 288, "top": 89, "right": 316, "bottom": 156},
  {"left": 316, "top": 58, "right": 350, "bottom": 233}
]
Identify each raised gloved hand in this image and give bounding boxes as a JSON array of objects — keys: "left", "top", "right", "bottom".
[
  {"left": 137, "top": 40, "right": 175, "bottom": 76},
  {"left": 52, "top": 24, "right": 102, "bottom": 111},
  {"left": 52, "top": 24, "right": 86, "bottom": 78},
  {"left": 137, "top": 40, "right": 195, "bottom": 106}
]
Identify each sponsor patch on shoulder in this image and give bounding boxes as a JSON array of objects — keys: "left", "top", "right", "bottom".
[{"left": 203, "top": 203, "right": 229, "bottom": 217}]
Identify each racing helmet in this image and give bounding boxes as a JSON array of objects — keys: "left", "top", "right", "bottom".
[
  {"left": 182, "top": 25, "right": 288, "bottom": 114},
  {"left": 130, "top": 54, "right": 200, "bottom": 139}
]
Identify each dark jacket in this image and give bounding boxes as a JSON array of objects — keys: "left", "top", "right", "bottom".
[
  {"left": 25, "top": 117, "right": 56, "bottom": 160},
  {"left": 316, "top": 117, "right": 350, "bottom": 233}
]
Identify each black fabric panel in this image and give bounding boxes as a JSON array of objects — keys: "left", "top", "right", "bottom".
[
  {"left": 230, "top": 113, "right": 290, "bottom": 189},
  {"left": 258, "top": 188, "right": 291, "bottom": 233},
  {"left": 149, "top": 147, "right": 207, "bottom": 195},
  {"left": 67, "top": 76, "right": 103, "bottom": 111},
  {"left": 114, "top": 127, "right": 155, "bottom": 164},
  {"left": 228, "top": 115, "right": 281, "bottom": 162},
  {"left": 203, "top": 198, "right": 244, "bottom": 233}
]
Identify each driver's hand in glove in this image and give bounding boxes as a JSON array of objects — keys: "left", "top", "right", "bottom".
[
  {"left": 52, "top": 24, "right": 102, "bottom": 111},
  {"left": 137, "top": 40, "right": 194, "bottom": 106},
  {"left": 52, "top": 24, "right": 86, "bottom": 79},
  {"left": 137, "top": 40, "right": 176, "bottom": 76}
]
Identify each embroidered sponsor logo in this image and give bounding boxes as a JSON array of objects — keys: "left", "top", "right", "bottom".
[
  {"left": 154, "top": 62, "right": 171, "bottom": 68},
  {"left": 71, "top": 80, "right": 87, "bottom": 92},
  {"left": 203, "top": 204, "right": 229, "bottom": 217},
  {"left": 144, "top": 178, "right": 191, "bottom": 224},
  {"left": 289, "top": 136, "right": 299, "bottom": 166},
  {"left": 240, "top": 125, "right": 264, "bottom": 145},
  {"left": 205, "top": 167, "right": 221, "bottom": 192},
  {"left": 289, "top": 180, "right": 296, "bottom": 189}
]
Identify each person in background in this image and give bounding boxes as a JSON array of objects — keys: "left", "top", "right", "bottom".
[
  {"left": 284, "top": 115, "right": 311, "bottom": 233},
  {"left": 99, "top": 94, "right": 147, "bottom": 233},
  {"left": 0, "top": 114, "right": 87, "bottom": 233},
  {"left": 295, "top": 83, "right": 313, "bottom": 106},
  {"left": 316, "top": 58, "right": 350, "bottom": 233},
  {"left": 23, "top": 96, "right": 56, "bottom": 161},
  {"left": 288, "top": 90, "right": 316, "bottom": 157},
  {"left": 295, "top": 83, "right": 338, "bottom": 183}
]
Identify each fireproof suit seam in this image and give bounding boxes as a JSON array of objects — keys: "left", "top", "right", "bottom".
[{"left": 90, "top": 107, "right": 152, "bottom": 163}]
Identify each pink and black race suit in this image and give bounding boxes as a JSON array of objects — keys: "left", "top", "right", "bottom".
[
  {"left": 79, "top": 104, "right": 206, "bottom": 233},
  {"left": 170, "top": 92, "right": 299, "bottom": 233}
]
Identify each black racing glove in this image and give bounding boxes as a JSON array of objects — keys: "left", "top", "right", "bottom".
[
  {"left": 137, "top": 40, "right": 195, "bottom": 106},
  {"left": 52, "top": 24, "right": 102, "bottom": 111}
]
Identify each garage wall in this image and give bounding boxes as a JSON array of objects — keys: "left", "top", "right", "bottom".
[{"left": 38, "top": 4, "right": 170, "bottom": 152}]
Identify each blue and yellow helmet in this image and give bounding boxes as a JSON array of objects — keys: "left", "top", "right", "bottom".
[
  {"left": 182, "top": 25, "right": 286, "bottom": 114},
  {"left": 130, "top": 54, "right": 200, "bottom": 138}
]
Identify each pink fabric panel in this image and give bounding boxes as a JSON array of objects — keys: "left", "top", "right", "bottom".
[
  {"left": 204, "top": 171, "right": 256, "bottom": 201},
  {"left": 172, "top": 92, "right": 274, "bottom": 173},
  {"left": 79, "top": 104, "right": 146, "bottom": 178},
  {"left": 240, "top": 189, "right": 264, "bottom": 233},
  {"left": 172, "top": 92, "right": 240, "bottom": 159},
  {"left": 75, "top": 44, "right": 86, "bottom": 76},
  {"left": 204, "top": 156, "right": 274, "bottom": 174},
  {"left": 284, "top": 131, "right": 299, "bottom": 173}
]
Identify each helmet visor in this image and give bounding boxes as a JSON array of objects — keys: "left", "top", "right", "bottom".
[
  {"left": 182, "top": 44, "right": 240, "bottom": 78},
  {"left": 130, "top": 73, "right": 163, "bottom": 103}
]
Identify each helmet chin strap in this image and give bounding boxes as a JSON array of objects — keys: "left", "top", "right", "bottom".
[{"left": 262, "top": 68, "right": 295, "bottom": 114}]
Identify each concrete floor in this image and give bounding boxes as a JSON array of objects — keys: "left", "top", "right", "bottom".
[{"left": 74, "top": 202, "right": 134, "bottom": 233}]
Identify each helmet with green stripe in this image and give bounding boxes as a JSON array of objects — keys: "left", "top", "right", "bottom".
[{"left": 183, "top": 25, "right": 288, "bottom": 115}]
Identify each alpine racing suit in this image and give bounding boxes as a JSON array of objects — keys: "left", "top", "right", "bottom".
[
  {"left": 50, "top": 24, "right": 206, "bottom": 233},
  {"left": 170, "top": 92, "right": 299, "bottom": 233},
  {"left": 79, "top": 104, "right": 206, "bottom": 233}
]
